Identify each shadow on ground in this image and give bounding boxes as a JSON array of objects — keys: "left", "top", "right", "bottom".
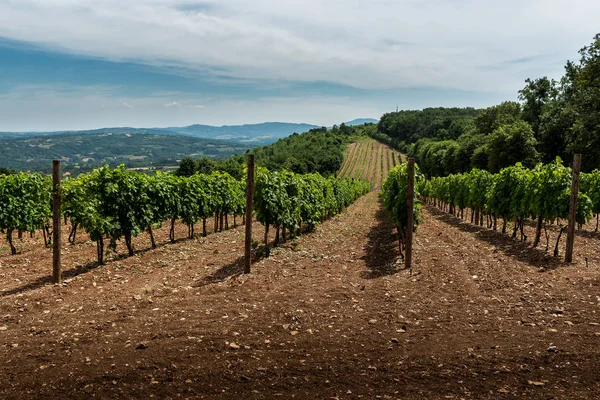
[
  {"left": 426, "top": 205, "right": 564, "bottom": 270},
  {"left": 0, "top": 260, "right": 103, "bottom": 298},
  {"left": 0, "top": 225, "right": 245, "bottom": 298},
  {"left": 361, "top": 199, "right": 405, "bottom": 279}
]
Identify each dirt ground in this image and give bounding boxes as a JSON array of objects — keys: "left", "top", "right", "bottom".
[{"left": 1, "top": 190, "right": 600, "bottom": 399}]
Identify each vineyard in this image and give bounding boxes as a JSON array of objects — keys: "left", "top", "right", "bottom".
[
  {"left": 1, "top": 145, "right": 600, "bottom": 399},
  {"left": 337, "top": 139, "right": 403, "bottom": 187},
  {"left": 0, "top": 166, "right": 369, "bottom": 263}
]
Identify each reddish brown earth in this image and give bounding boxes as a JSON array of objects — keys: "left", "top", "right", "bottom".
[{"left": 1, "top": 188, "right": 599, "bottom": 399}]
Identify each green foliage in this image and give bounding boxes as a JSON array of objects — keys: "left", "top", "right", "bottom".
[
  {"left": 378, "top": 108, "right": 478, "bottom": 143},
  {"left": 487, "top": 121, "right": 540, "bottom": 173},
  {"left": 474, "top": 101, "right": 522, "bottom": 136},
  {"left": 252, "top": 124, "right": 370, "bottom": 176},
  {"left": 176, "top": 155, "right": 245, "bottom": 180},
  {"left": 519, "top": 77, "right": 556, "bottom": 138},
  {"left": 254, "top": 168, "right": 369, "bottom": 232},
  {"left": 0, "top": 173, "right": 51, "bottom": 232},
  {"left": 60, "top": 165, "right": 246, "bottom": 263},
  {"left": 581, "top": 170, "right": 600, "bottom": 215},
  {"left": 565, "top": 33, "right": 600, "bottom": 171},
  {"left": 0, "top": 173, "right": 51, "bottom": 253},
  {"left": 177, "top": 157, "right": 197, "bottom": 177},
  {"left": 382, "top": 164, "right": 422, "bottom": 236},
  {"left": 196, "top": 156, "right": 217, "bottom": 175},
  {"left": 61, "top": 164, "right": 367, "bottom": 263},
  {"left": 426, "top": 159, "right": 594, "bottom": 226}
]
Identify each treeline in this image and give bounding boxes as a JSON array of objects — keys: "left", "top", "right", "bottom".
[
  {"left": 176, "top": 156, "right": 246, "bottom": 180},
  {"left": 176, "top": 123, "right": 372, "bottom": 178},
  {"left": 248, "top": 123, "right": 371, "bottom": 175},
  {"left": 379, "top": 34, "right": 600, "bottom": 176},
  {"left": 378, "top": 107, "right": 478, "bottom": 148}
]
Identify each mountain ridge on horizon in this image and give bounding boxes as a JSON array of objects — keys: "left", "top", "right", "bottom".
[{"left": 0, "top": 118, "right": 379, "bottom": 144}]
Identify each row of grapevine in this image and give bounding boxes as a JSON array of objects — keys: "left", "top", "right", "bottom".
[
  {"left": 581, "top": 170, "right": 600, "bottom": 231},
  {"left": 381, "top": 163, "right": 423, "bottom": 259},
  {"left": 338, "top": 140, "right": 402, "bottom": 187},
  {"left": 0, "top": 173, "right": 51, "bottom": 255},
  {"left": 421, "top": 158, "right": 598, "bottom": 256},
  {"left": 1, "top": 165, "right": 370, "bottom": 264},
  {"left": 61, "top": 166, "right": 246, "bottom": 265},
  {"left": 254, "top": 168, "right": 370, "bottom": 255}
]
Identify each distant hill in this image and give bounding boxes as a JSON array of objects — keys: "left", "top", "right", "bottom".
[
  {"left": 165, "top": 122, "right": 320, "bottom": 145},
  {"left": 0, "top": 133, "right": 250, "bottom": 174},
  {"left": 0, "top": 120, "right": 378, "bottom": 173},
  {"left": 0, "top": 122, "right": 321, "bottom": 147},
  {"left": 344, "top": 118, "right": 379, "bottom": 126},
  {"left": 0, "top": 127, "right": 182, "bottom": 140}
]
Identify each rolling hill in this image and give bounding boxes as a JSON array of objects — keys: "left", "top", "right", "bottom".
[{"left": 0, "top": 133, "right": 250, "bottom": 174}]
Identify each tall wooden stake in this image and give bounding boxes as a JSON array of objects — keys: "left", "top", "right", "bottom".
[
  {"left": 406, "top": 158, "right": 415, "bottom": 273},
  {"left": 52, "top": 160, "right": 62, "bottom": 284},
  {"left": 244, "top": 154, "right": 255, "bottom": 274},
  {"left": 565, "top": 154, "right": 582, "bottom": 263}
]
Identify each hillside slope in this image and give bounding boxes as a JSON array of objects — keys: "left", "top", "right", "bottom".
[
  {"left": 337, "top": 138, "right": 403, "bottom": 187},
  {"left": 0, "top": 133, "right": 249, "bottom": 173}
]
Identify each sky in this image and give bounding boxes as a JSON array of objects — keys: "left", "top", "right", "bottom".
[{"left": 0, "top": 0, "right": 599, "bottom": 132}]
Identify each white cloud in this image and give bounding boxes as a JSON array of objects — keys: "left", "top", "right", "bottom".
[
  {"left": 164, "top": 101, "right": 180, "bottom": 107},
  {"left": 0, "top": 1, "right": 598, "bottom": 93},
  {"left": 122, "top": 101, "right": 134, "bottom": 108},
  {"left": 191, "top": 104, "right": 204, "bottom": 109}
]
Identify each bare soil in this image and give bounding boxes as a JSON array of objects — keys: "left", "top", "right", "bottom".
[{"left": 1, "top": 188, "right": 599, "bottom": 399}]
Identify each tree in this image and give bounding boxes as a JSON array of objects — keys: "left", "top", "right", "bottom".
[
  {"left": 487, "top": 121, "right": 539, "bottom": 173},
  {"left": 196, "top": 157, "right": 217, "bottom": 175},
  {"left": 474, "top": 101, "right": 522, "bottom": 136},
  {"left": 470, "top": 145, "right": 489, "bottom": 170},
  {"left": 455, "top": 132, "right": 488, "bottom": 172},
  {"left": 565, "top": 33, "right": 600, "bottom": 171},
  {"left": 177, "top": 157, "right": 196, "bottom": 177},
  {"left": 215, "top": 158, "right": 245, "bottom": 180},
  {"left": 537, "top": 91, "right": 575, "bottom": 163},
  {"left": 518, "top": 77, "right": 555, "bottom": 139}
]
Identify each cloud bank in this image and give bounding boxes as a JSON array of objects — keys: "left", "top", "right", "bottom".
[{"left": 1, "top": 0, "right": 598, "bottom": 92}]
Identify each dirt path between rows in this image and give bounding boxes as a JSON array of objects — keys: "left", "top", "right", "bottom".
[{"left": 1, "top": 192, "right": 599, "bottom": 399}]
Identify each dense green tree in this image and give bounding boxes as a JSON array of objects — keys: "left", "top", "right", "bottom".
[
  {"left": 196, "top": 157, "right": 217, "bottom": 174},
  {"left": 455, "top": 133, "right": 488, "bottom": 172},
  {"left": 537, "top": 88, "right": 575, "bottom": 163},
  {"left": 378, "top": 108, "right": 478, "bottom": 143},
  {"left": 487, "top": 121, "right": 539, "bottom": 173},
  {"left": 251, "top": 124, "right": 365, "bottom": 176},
  {"left": 215, "top": 158, "right": 245, "bottom": 180},
  {"left": 565, "top": 33, "right": 600, "bottom": 171},
  {"left": 470, "top": 145, "right": 489, "bottom": 170},
  {"left": 519, "top": 77, "right": 555, "bottom": 139},
  {"left": 474, "top": 101, "right": 522, "bottom": 136},
  {"left": 177, "top": 157, "right": 197, "bottom": 177}
]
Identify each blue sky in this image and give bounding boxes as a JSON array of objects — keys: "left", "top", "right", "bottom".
[{"left": 0, "top": 0, "right": 598, "bottom": 131}]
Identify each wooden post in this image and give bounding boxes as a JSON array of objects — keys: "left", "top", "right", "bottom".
[
  {"left": 52, "top": 160, "right": 62, "bottom": 284},
  {"left": 565, "top": 154, "right": 582, "bottom": 263},
  {"left": 244, "top": 154, "right": 255, "bottom": 274},
  {"left": 406, "top": 158, "right": 415, "bottom": 273}
]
